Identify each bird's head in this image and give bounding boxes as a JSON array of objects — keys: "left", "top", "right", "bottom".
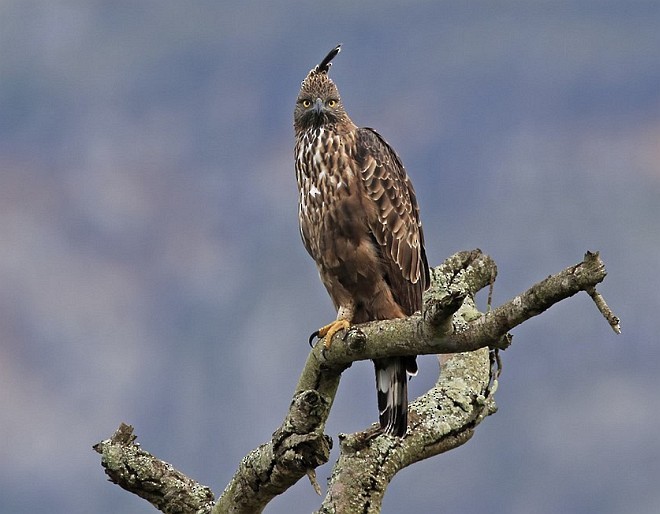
[{"left": 294, "top": 45, "right": 350, "bottom": 131}]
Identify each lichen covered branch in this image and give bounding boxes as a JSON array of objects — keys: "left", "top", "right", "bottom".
[
  {"left": 213, "top": 389, "right": 334, "bottom": 513},
  {"left": 94, "top": 250, "right": 618, "bottom": 514},
  {"left": 93, "top": 423, "right": 215, "bottom": 514},
  {"left": 317, "top": 298, "right": 498, "bottom": 512},
  {"left": 323, "top": 250, "right": 613, "bottom": 364},
  {"left": 315, "top": 250, "right": 617, "bottom": 512}
]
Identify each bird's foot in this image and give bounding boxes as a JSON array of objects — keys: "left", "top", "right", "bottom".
[{"left": 309, "top": 319, "right": 351, "bottom": 350}]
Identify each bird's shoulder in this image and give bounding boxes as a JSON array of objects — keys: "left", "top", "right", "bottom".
[{"left": 353, "top": 127, "right": 405, "bottom": 173}]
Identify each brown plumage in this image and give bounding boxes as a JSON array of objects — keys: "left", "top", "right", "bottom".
[{"left": 294, "top": 45, "right": 429, "bottom": 437}]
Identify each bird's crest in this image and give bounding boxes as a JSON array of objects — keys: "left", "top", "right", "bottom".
[
  {"left": 301, "top": 45, "right": 342, "bottom": 87},
  {"left": 316, "top": 44, "right": 341, "bottom": 74}
]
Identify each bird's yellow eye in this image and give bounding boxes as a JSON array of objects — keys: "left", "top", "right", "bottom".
[
  {"left": 327, "top": 99, "right": 337, "bottom": 108},
  {"left": 302, "top": 99, "right": 312, "bottom": 108}
]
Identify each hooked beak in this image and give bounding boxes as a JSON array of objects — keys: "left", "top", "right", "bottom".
[{"left": 312, "top": 98, "right": 324, "bottom": 114}]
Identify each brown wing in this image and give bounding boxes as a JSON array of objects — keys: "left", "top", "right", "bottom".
[{"left": 355, "top": 127, "right": 430, "bottom": 315}]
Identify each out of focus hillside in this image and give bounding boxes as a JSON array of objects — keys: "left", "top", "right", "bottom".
[{"left": 1, "top": 3, "right": 658, "bottom": 513}]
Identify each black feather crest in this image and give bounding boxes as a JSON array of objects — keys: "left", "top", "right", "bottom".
[{"left": 316, "top": 44, "right": 341, "bottom": 73}]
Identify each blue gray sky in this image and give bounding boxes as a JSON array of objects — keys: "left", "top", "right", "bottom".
[{"left": 1, "top": 2, "right": 659, "bottom": 513}]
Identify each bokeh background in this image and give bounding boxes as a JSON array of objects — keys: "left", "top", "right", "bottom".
[{"left": 1, "top": 2, "right": 659, "bottom": 513}]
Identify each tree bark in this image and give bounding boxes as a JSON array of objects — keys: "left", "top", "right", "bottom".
[
  {"left": 93, "top": 423, "right": 215, "bottom": 514},
  {"left": 94, "top": 249, "right": 617, "bottom": 513}
]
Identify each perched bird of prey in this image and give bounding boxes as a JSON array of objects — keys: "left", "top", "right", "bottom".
[{"left": 294, "top": 45, "right": 430, "bottom": 437}]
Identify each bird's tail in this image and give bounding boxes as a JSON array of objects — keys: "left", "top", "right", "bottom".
[{"left": 374, "top": 357, "right": 416, "bottom": 437}]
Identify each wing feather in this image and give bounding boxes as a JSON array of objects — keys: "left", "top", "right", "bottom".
[{"left": 355, "top": 127, "right": 430, "bottom": 315}]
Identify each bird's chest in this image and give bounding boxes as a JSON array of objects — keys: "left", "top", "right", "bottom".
[{"left": 295, "top": 128, "right": 356, "bottom": 251}]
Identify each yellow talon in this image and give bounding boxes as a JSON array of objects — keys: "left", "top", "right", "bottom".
[{"left": 316, "top": 319, "right": 350, "bottom": 349}]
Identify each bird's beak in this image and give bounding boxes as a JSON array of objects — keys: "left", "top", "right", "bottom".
[{"left": 313, "top": 98, "right": 324, "bottom": 114}]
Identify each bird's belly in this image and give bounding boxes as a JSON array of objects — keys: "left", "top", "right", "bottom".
[{"left": 305, "top": 206, "right": 386, "bottom": 305}]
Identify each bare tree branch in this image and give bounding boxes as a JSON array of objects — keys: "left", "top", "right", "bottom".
[
  {"left": 213, "top": 389, "right": 334, "bottom": 513},
  {"left": 315, "top": 250, "right": 615, "bottom": 512},
  {"left": 322, "top": 250, "right": 609, "bottom": 364},
  {"left": 93, "top": 423, "right": 215, "bottom": 514},
  {"left": 213, "top": 250, "right": 489, "bottom": 512},
  {"left": 318, "top": 346, "right": 496, "bottom": 513},
  {"left": 586, "top": 284, "right": 622, "bottom": 334},
  {"left": 94, "top": 249, "right": 618, "bottom": 514}
]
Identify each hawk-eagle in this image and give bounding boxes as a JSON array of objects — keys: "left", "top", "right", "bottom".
[{"left": 294, "top": 45, "right": 429, "bottom": 437}]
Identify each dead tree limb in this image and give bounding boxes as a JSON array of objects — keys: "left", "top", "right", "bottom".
[
  {"left": 94, "top": 249, "right": 618, "bottom": 514},
  {"left": 93, "top": 423, "right": 215, "bottom": 514}
]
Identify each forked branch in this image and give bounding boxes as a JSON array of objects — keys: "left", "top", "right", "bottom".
[{"left": 93, "top": 249, "right": 618, "bottom": 514}]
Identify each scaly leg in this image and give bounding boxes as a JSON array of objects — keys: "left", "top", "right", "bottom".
[
  {"left": 310, "top": 319, "right": 350, "bottom": 349},
  {"left": 309, "top": 303, "right": 354, "bottom": 349}
]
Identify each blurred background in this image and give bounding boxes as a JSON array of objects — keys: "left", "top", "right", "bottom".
[{"left": 1, "top": 2, "right": 658, "bottom": 513}]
